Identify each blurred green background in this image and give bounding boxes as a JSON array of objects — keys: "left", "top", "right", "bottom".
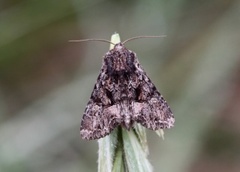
[{"left": 1, "top": 0, "right": 240, "bottom": 172}]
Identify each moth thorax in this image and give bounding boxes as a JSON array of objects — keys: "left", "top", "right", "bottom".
[{"left": 113, "top": 57, "right": 127, "bottom": 72}]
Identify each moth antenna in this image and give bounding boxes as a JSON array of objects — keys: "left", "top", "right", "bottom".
[
  {"left": 69, "top": 39, "right": 115, "bottom": 45},
  {"left": 122, "top": 35, "right": 167, "bottom": 44}
]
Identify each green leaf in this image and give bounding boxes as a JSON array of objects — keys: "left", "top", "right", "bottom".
[{"left": 122, "top": 129, "right": 153, "bottom": 172}]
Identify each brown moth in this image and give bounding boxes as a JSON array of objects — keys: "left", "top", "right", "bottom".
[{"left": 79, "top": 38, "right": 174, "bottom": 140}]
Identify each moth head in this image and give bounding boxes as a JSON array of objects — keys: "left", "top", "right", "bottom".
[
  {"left": 105, "top": 43, "right": 136, "bottom": 73},
  {"left": 113, "top": 43, "right": 125, "bottom": 51}
]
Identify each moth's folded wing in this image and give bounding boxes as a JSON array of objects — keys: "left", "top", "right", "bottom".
[
  {"left": 133, "top": 64, "right": 175, "bottom": 130},
  {"left": 133, "top": 97, "right": 174, "bottom": 130},
  {"left": 80, "top": 102, "right": 121, "bottom": 140},
  {"left": 80, "top": 65, "right": 121, "bottom": 140}
]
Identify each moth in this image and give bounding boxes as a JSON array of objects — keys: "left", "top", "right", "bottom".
[{"left": 77, "top": 36, "right": 175, "bottom": 140}]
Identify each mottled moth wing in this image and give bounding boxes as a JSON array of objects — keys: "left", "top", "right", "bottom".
[
  {"left": 80, "top": 66, "right": 122, "bottom": 140},
  {"left": 80, "top": 43, "right": 174, "bottom": 140},
  {"left": 132, "top": 58, "right": 174, "bottom": 130}
]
